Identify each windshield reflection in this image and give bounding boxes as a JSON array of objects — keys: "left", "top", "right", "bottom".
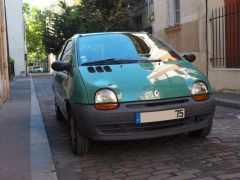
[{"left": 77, "top": 33, "right": 182, "bottom": 65}]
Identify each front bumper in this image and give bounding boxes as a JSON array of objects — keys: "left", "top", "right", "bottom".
[{"left": 72, "top": 95, "right": 216, "bottom": 141}]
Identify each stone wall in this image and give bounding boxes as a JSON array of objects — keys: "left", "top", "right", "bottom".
[{"left": 0, "top": 0, "right": 10, "bottom": 106}]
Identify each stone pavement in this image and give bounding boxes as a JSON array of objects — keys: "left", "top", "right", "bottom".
[
  {"left": 1, "top": 75, "right": 240, "bottom": 180},
  {"left": 0, "top": 77, "right": 57, "bottom": 180},
  {"left": 33, "top": 75, "right": 240, "bottom": 180}
]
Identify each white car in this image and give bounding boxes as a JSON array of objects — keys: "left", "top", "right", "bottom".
[{"left": 28, "top": 67, "right": 44, "bottom": 73}]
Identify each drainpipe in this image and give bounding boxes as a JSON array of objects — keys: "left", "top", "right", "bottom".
[
  {"left": 3, "top": 0, "right": 10, "bottom": 99},
  {"left": 147, "top": 0, "right": 150, "bottom": 25},
  {"left": 206, "top": 0, "right": 209, "bottom": 78}
]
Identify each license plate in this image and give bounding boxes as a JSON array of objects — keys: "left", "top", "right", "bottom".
[{"left": 135, "top": 108, "right": 185, "bottom": 124}]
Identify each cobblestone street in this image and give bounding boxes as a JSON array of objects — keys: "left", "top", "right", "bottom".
[{"left": 33, "top": 75, "right": 240, "bottom": 180}]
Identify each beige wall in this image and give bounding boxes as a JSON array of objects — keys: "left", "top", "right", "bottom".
[
  {"left": 0, "top": 0, "right": 10, "bottom": 106},
  {"left": 151, "top": 0, "right": 240, "bottom": 91},
  {"left": 152, "top": 0, "right": 207, "bottom": 75},
  {"left": 208, "top": 0, "right": 224, "bottom": 10},
  {"left": 209, "top": 69, "right": 240, "bottom": 92},
  {"left": 153, "top": 0, "right": 206, "bottom": 33}
]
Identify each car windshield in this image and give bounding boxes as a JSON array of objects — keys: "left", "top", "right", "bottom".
[{"left": 77, "top": 33, "right": 182, "bottom": 65}]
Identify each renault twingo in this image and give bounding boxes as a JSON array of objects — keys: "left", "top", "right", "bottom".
[{"left": 52, "top": 32, "right": 216, "bottom": 155}]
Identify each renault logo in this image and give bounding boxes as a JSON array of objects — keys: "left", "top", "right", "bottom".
[{"left": 153, "top": 90, "right": 160, "bottom": 98}]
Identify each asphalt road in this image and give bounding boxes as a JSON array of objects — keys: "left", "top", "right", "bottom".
[{"left": 33, "top": 75, "right": 240, "bottom": 180}]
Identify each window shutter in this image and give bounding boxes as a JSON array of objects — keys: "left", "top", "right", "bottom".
[{"left": 168, "top": 0, "right": 175, "bottom": 27}]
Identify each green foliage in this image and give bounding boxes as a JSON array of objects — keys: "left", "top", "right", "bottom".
[
  {"left": 23, "top": 3, "right": 47, "bottom": 64},
  {"left": 81, "top": 0, "right": 138, "bottom": 31},
  {"left": 24, "top": 0, "right": 139, "bottom": 57},
  {"left": 43, "top": 0, "right": 138, "bottom": 55},
  {"left": 43, "top": 1, "right": 86, "bottom": 54},
  {"left": 9, "top": 57, "right": 15, "bottom": 63}
]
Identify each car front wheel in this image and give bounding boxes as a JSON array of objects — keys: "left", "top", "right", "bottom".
[
  {"left": 69, "top": 113, "right": 89, "bottom": 155},
  {"left": 188, "top": 122, "right": 212, "bottom": 138}
]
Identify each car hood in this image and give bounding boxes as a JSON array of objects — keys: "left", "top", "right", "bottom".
[{"left": 79, "top": 60, "right": 211, "bottom": 104}]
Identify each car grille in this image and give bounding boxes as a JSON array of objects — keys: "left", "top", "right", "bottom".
[
  {"left": 96, "top": 113, "right": 212, "bottom": 135},
  {"left": 126, "top": 99, "right": 188, "bottom": 109}
]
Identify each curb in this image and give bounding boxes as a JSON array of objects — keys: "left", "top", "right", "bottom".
[
  {"left": 30, "top": 77, "right": 58, "bottom": 180},
  {"left": 215, "top": 98, "right": 240, "bottom": 109}
]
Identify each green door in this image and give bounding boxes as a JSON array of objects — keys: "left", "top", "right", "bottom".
[{"left": 54, "top": 40, "right": 73, "bottom": 118}]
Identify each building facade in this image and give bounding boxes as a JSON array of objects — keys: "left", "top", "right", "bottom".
[
  {"left": 133, "top": 0, "right": 240, "bottom": 92},
  {"left": 0, "top": 0, "right": 10, "bottom": 106},
  {"left": 131, "top": 0, "right": 154, "bottom": 33},
  {"left": 208, "top": 0, "right": 240, "bottom": 91},
  {"left": 152, "top": 0, "right": 209, "bottom": 76},
  {"left": 5, "top": 0, "right": 26, "bottom": 76}
]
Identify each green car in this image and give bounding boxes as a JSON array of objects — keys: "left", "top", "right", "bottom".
[{"left": 52, "top": 32, "right": 216, "bottom": 155}]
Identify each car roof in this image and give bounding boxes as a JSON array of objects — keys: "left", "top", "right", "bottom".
[{"left": 75, "top": 31, "right": 148, "bottom": 38}]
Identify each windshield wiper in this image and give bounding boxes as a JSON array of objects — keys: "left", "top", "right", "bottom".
[
  {"left": 81, "top": 58, "right": 161, "bottom": 66},
  {"left": 81, "top": 58, "right": 134, "bottom": 66}
]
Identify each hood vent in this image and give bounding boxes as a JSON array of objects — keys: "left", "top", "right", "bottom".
[
  {"left": 103, "top": 66, "right": 112, "bottom": 72},
  {"left": 87, "top": 67, "right": 96, "bottom": 73},
  {"left": 87, "top": 66, "right": 112, "bottom": 73},
  {"left": 96, "top": 66, "right": 104, "bottom": 73}
]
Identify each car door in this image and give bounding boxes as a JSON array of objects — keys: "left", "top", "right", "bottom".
[{"left": 54, "top": 40, "right": 73, "bottom": 119}]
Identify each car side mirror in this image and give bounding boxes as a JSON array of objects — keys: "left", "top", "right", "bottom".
[
  {"left": 183, "top": 54, "right": 196, "bottom": 63},
  {"left": 51, "top": 61, "right": 71, "bottom": 71}
]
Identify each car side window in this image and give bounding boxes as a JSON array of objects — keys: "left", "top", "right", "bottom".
[{"left": 61, "top": 41, "right": 72, "bottom": 64}]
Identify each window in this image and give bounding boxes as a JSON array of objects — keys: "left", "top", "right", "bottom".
[
  {"left": 168, "top": 0, "right": 180, "bottom": 27},
  {"left": 61, "top": 41, "right": 72, "bottom": 64},
  {"left": 77, "top": 33, "right": 181, "bottom": 65}
]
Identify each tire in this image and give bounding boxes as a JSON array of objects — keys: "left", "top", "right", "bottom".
[
  {"left": 188, "top": 122, "right": 212, "bottom": 138},
  {"left": 55, "top": 100, "right": 65, "bottom": 121},
  {"left": 69, "top": 112, "right": 89, "bottom": 155}
]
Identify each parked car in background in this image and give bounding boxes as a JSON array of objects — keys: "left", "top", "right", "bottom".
[
  {"left": 51, "top": 32, "right": 216, "bottom": 155},
  {"left": 28, "top": 66, "right": 44, "bottom": 73}
]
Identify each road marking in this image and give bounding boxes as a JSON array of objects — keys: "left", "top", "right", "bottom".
[{"left": 30, "top": 77, "right": 58, "bottom": 180}]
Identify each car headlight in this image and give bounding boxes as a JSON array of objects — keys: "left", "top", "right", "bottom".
[
  {"left": 95, "top": 89, "right": 118, "bottom": 110},
  {"left": 192, "top": 81, "right": 208, "bottom": 94},
  {"left": 192, "top": 81, "right": 209, "bottom": 101}
]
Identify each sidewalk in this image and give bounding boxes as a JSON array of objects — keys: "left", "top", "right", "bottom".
[
  {"left": 0, "top": 77, "right": 31, "bottom": 180},
  {"left": 214, "top": 92, "right": 240, "bottom": 109},
  {"left": 0, "top": 77, "right": 57, "bottom": 180}
]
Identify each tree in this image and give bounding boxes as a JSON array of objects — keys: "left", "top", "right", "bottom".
[
  {"left": 23, "top": 3, "right": 47, "bottom": 65},
  {"left": 43, "top": 0, "right": 138, "bottom": 55},
  {"left": 43, "top": 1, "right": 87, "bottom": 54},
  {"left": 82, "top": 0, "right": 138, "bottom": 31}
]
